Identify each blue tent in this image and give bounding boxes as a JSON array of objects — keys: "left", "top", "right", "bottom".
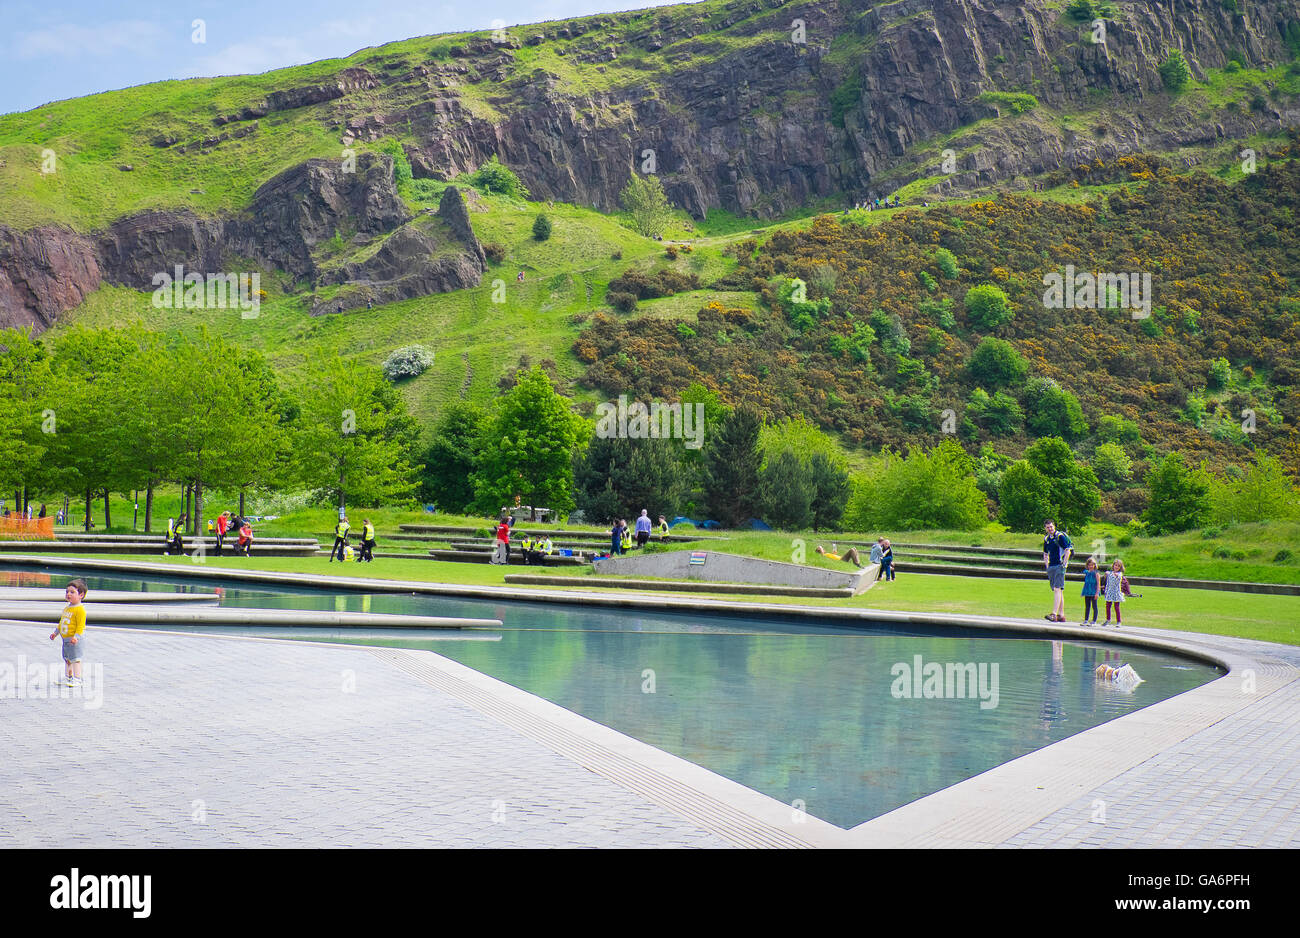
[
  {"left": 747, "top": 518, "right": 773, "bottom": 530},
  {"left": 670, "top": 516, "right": 723, "bottom": 530}
]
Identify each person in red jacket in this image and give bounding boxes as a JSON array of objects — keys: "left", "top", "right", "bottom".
[
  {"left": 214, "top": 511, "right": 230, "bottom": 556},
  {"left": 491, "top": 518, "right": 510, "bottom": 564}
]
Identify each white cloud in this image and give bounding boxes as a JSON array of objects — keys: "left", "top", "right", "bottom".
[
  {"left": 15, "top": 19, "right": 168, "bottom": 60},
  {"left": 179, "top": 37, "right": 316, "bottom": 79}
]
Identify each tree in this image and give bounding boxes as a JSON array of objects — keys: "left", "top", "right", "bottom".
[
  {"left": 574, "top": 436, "right": 687, "bottom": 524},
  {"left": 620, "top": 173, "right": 673, "bottom": 238},
  {"left": 298, "top": 353, "right": 421, "bottom": 512},
  {"left": 967, "top": 337, "right": 1028, "bottom": 388},
  {"left": 1023, "top": 436, "right": 1101, "bottom": 533},
  {"left": 807, "top": 451, "right": 850, "bottom": 531},
  {"left": 997, "top": 461, "right": 1055, "bottom": 533},
  {"left": 759, "top": 448, "right": 813, "bottom": 530},
  {"left": 844, "top": 440, "right": 987, "bottom": 531},
  {"left": 964, "top": 284, "right": 1014, "bottom": 330},
  {"left": 702, "top": 406, "right": 762, "bottom": 527},
  {"left": 419, "top": 401, "right": 485, "bottom": 513},
  {"left": 1144, "top": 452, "right": 1211, "bottom": 534},
  {"left": 1023, "top": 376, "right": 1087, "bottom": 440},
  {"left": 999, "top": 437, "right": 1100, "bottom": 533},
  {"left": 1210, "top": 453, "right": 1300, "bottom": 525},
  {"left": 1158, "top": 50, "right": 1191, "bottom": 92},
  {"left": 1092, "top": 442, "right": 1133, "bottom": 490},
  {"left": 532, "top": 213, "right": 552, "bottom": 241},
  {"left": 472, "top": 156, "right": 529, "bottom": 198},
  {"left": 0, "top": 328, "right": 53, "bottom": 508},
  {"left": 472, "top": 366, "right": 586, "bottom": 517},
  {"left": 965, "top": 388, "right": 1024, "bottom": 437}
]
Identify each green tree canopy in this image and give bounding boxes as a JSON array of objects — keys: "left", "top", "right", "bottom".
[
  {"left": 1143, "top": 452, "right": 1211, "bottom": 534},
  {"left": 574, "top": 435, "right": 687, "bottom": 524},
  {"left": 297, "top": 353, "right": 421, "bottom": 512},
  {"left": 758, "top": 448, "right": 813, "bottom": 530},
  {"left": 419, "top": 401, "right": 486, "bottom": 513},
  {"left": 472, "top": 366, "right": 586, "bottom": 517},
  {"left": 1210, "top": 452, "right": 1299, "bottom": 525},
  {"left": 620, "top": 173, "right": 673, "bottom": 238},
  {"left": 964, "top": 284, "right": 1014, "bottom": 331},
  {"left": 967, "top": 337, "right": 1029, "bottom": 388},
  {"left": 845, "top": 440, "right": 988, "bottom": 531},
  {"left": 702, "top": 405, "right": 762, "bottom": 527}
]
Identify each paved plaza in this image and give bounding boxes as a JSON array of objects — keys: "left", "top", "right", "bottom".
[{"left": 2, "top": 607, "right": 1297, "bottom": 848}]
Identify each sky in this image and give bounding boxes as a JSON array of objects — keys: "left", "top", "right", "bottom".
[{"left": 0, "top": 0, "right": 686, "bottom": 115}]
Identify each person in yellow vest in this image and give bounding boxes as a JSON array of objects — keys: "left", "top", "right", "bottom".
[
  {"left": 49, "top": 578, "right": 88, "bottom": 687},
  {"left": 620, "top": 523, "right": 632, "bottom": 552},
  {"left": 522, "top": 533, "right": 539, "bottom": 565},
  {"left": 359, "top": 518, "right": 376, "bottom": 562},
  {"left": 330, "top": 515, "right": 350, "bottom": 563},
  {"left": 166, "top": 517, "right": 183, "bottom": 555},
  {"left": 657, "top": 516, "right": 669, "bottom": 540},
  {"left": 541, "top": 536, "right": 554, "bottom": 556}
]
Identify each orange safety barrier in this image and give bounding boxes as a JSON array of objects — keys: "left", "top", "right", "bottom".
[{"left": 0, "top": 516, "right": 55, "bottom": 539}]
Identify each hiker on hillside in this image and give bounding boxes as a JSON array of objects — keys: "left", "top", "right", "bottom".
[{"left": 330, "top": 515, "right": 350, "bottom": 563}]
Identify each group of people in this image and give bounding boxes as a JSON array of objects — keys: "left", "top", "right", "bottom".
[
  {"left": 1, "top": 504, "right": 47, "bottom": 520},
  {"left": 329, "top": 515, "right": 376, "bottom": 563},
  {"left": 1042, "top": 519, "right": 1137, "bottom": 626},
  {"left": 853, "top": 197, "right": 901, "bottom": 212},
  {"left": 608, "top": 511, "right": 669, "bottom": 555},
  {"left": 815, "top": 537, "right": 895, "bottom": 579},
  {"left": 166, "top": 511, "right": 253, "bottom": 556}
]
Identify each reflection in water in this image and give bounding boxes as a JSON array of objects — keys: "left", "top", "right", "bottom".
[{"left": 1, "top": 567, "right": 1221, "bottom": 828}]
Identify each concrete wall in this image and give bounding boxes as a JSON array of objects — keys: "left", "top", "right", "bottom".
[{"left": 593, "top": 551, "right": 878, "bottom": 594}]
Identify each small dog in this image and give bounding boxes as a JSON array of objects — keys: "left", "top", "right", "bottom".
[{"left": 1095, "top": 663, "right": 1143, "bottom": 687}]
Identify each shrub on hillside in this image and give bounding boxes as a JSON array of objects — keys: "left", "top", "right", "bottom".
[
  {"left": 1023, "top": 377, "right": 1087, "bottom": 440},
  {"left": 483, "top": 242, "right": 507, "bottom": 264},
  {"left": 968, "top": 337, "right": 1029, "bottom": 388},
  {"left": 532, "top": 213, "right": 552, "bottom": 241},
  {"left": 934, "top": 247, "right": 960, "bottom": 280},
  {"left": 964, "top": 284, "right": 1014, "bottom": 330},
  {"left": 844, "top": 440, "right": 987, "bottom": 531},
  {"left": 473, "top": 156, "right": 529, "bottom": 198},
  {"left": 607, "top": 291, "right": 638, "bottom": 313},
  {"left": 381, "top": 345, "right": 435, "bottom": 382}
]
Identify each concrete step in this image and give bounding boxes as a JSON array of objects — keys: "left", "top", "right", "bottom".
[
  {"left": 0, "top": 541, "right": 319, "bottom": 556},
  {"left": 429, "top": 550, "right": 585, "bottom": 566},
  {"left": 504, "top": 574, "right": 854, "bottom": 598}
]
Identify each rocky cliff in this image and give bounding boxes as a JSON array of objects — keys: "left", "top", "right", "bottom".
[{"left": 0, "top": 153, "right": 484, "bottom": 330}]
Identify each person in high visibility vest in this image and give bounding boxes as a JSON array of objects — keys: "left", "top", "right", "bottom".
[
  {"left": 520, "top": 533, "right": 534, "bottom": 565},
  {"left": 330, "top": 515, "right": 350, "bottom": 563},
  {"left": 657, "top": 516, "right": 669, "bottom": 540},
  {"left": 620, "top": 522, "right": 632, "bottom": 552},
  {"left": 359, "top": 518, "right": 376, "bottom": 562},
  {"left": 166, "top": 517, "right": 183, "bottom": 555},
  {"left": 541, "top": 536, "right": 553, "bottom": 555}
]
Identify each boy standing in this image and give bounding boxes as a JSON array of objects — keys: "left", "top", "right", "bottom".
[{"left": 50, "top": 579, "right": 88, "bottom": 687}]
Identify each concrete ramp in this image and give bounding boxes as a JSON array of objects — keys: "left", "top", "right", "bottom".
[{"left": 593, "top": 551, "right": 878, "bottom": 594}]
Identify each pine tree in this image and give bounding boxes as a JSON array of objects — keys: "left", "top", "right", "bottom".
[{"left": 702, "top": 406, "right": 762, "bottom": 527}]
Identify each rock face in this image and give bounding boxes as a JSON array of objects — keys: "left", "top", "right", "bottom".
[
  {"left": 0, "top": 227, "right": 101, "bottom": 332},
  {"left": 0, "top": 154, "right": 483, "bottom": 330}
]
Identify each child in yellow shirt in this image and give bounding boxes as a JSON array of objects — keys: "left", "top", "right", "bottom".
[{"left": 49, "top": 579, "right": 87, "bottom": 687}]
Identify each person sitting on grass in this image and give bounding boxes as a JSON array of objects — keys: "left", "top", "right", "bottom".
[
  {"left": 236, "top": 519, "right": 253, "bottom": 556},
  {"left": 816, "top": 544, "right": 864, "bottom": 568}
]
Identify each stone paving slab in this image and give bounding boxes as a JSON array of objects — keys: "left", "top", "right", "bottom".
[{"left": 0, "top": 621, "right": 731, "bottom": 848}]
